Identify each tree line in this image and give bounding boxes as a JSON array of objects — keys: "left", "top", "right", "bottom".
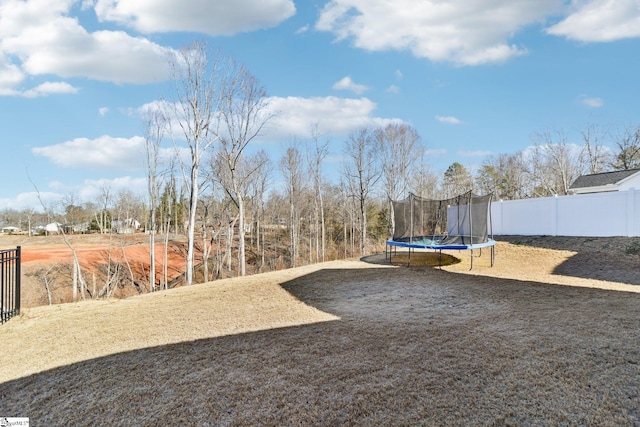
[{"left": 3, "top": 41, "right": 640, "bottom": 301}]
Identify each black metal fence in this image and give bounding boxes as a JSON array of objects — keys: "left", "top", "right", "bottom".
[{"left": 1, "top": 246, "right": 21, "bottom": 324}]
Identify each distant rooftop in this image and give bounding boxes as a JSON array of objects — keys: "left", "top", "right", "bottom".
[{"left": 570, "top": 168, "right": 640, "bottom": 189}]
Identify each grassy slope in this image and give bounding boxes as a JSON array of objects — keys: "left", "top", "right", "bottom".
[{"left": 1, "top": 247, "right": 639, "bottom": 425}]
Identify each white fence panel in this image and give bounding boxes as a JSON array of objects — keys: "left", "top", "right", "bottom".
[
  {"left": 493, "top": 197, "right": 556, "bottom": 236},
  {"left": 635, "top": 190, "right": 640, "bottom": 236},
  {"left": 491, "top": 189, "right": 639, "bottom": 237}
]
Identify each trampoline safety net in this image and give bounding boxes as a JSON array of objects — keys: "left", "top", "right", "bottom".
[{"left": 391, "top": 191, "right": 493, "bottom": 246}]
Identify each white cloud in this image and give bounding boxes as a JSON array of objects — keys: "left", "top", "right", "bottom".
[
  {"left": 436, "top": 115, "right": 463, "bottom": 125},
  {"left": 0, "top": 53, "right": 25, "bottom": 95},
  {"left": 580, "top": 96, "right": 604, "bottom": 108},
  {"left": 316, "top": 0, "right": 562, "bottom": 65},
  {"left": 0, "top": 0, "right": 174, "bottom": 92},
  {"left": 547, "top": 0, "right": 640, "bottom": 42},
  {"left": 76, "top": 176, "right": 148, "bottom": 202},
  {"left": 1, "top": 176, "right": 151, "bottom": 212},
  {"left": 386, "top": 84, "right": 400, "bottom": 94},
  {"left": 99, "top": 107, "right": 110, "bottom": 116},
  {"left": 32, "top": 135, "right": 146, "bottom": 170},
  {"left": 0, "top": 191, "right": 63, "bottom": 212},
  {"left": 136, "top": 95, "right": 403, "bottom": 142},
  {"left": 263, "top": 95, "right": 402, "bottom": 139},
  {"left": 459, "top": 150, "right": 493, "bottom": 157},
  {"left": 426, "top": 148, "right": 447, "bottom": 157},
  {"left": 22, "top": 81, "right": 79, "bottom": 98},
  {"left": 94, "top": 0, "right": 296, "bottom": 35},
  {"left": 332, "top": 76, "right": 369, "bottom": 94}
]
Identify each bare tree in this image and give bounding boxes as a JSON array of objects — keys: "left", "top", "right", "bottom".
[
  {"left": 167, "top": 41, "right": 223, "bottom": 285},
  {"left": 375, "top": 123, "right": 422, "bottom": 237},
  {"left": 306, "top": 127, "right": 329, "bottom": 262},
  {"left": 28, "top": 177, "right": 89, "bottom": 302},
  {"left": 95, "top": 184, "right": 112, "bottom": 234},
  {"left": 529, "top": 131, "right": 585, "bottom": 196},
  {"left": 611, "top": 124, "right": 640, "bottom": 170},
  {"left": 247, "top": 150, "right": 272, "bottom": 271},
  {"left": 280, "top": 145, "right": 305, "bottom": 267},
  {"left": 144, "top": 109, "right": 165, "bottom": 292},
  {"left": 216, "top": 61, "right": 271, "bottom": 276},
  {"left": 580, "top": 122, "right": 611, "bottom": 174},
  {"left": 410, "top": 153, "right": 440, "bottom": 200},
  {"left": 376, "top": 123, "right": 422, "bottom": 200},
  {"left": 342, "top": 127, "right": 381, "bottom": 256}
]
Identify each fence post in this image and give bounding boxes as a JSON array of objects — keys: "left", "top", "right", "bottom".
[
  {"left": 499, "top": 199, "right": 504, "bottom": 236},
  {"left": 1, "top": 249, "right": 4, "bottom": 323},
  {"left": 16, "top": 246, "right": 21, "bottom": 315},
  {"left": 627, "top": 189, "right": 636, "bottom": 237},
  {"left": 552, "top": 195, "right": 558, "bottom": 237}
]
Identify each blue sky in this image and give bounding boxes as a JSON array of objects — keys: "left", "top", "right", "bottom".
[{"left": 2, "top": 0, "right": 640, "bottom": 211}]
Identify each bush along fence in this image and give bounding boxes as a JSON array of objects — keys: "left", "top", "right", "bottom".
[{"left": 1, "top": 246, "right": 21, "bottom": 324}]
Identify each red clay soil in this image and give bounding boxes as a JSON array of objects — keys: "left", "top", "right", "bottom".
[
  {"left": 1, "top": 234, "right": 190, "bottom": 307},
  {"left": 19, "top": 242, "right": 185, "bottom": 273}
]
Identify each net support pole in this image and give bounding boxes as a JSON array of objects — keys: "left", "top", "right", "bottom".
[{"left": 469, "top": 192, "right": 473, "bottom": 247}]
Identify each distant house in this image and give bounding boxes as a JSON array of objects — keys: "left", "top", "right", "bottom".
[
  {"left": 70, "top": 222, "right": 90, "bottom": 234},
  {"left": 569, "top": 168, "right": 640, "bottom": 194},
  {"left": 112, "top": 218, "right": 141, "bottom": 234},
  {"left": 1, "top": 226, "right": 21, "bottom": 234},
  {"left": 45, "top": 222, "right": 62, "bottom": 234}
]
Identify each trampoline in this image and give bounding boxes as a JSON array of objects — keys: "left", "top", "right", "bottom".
[{"left": 385, "top": 191, "right": 496, "bottom": 269}]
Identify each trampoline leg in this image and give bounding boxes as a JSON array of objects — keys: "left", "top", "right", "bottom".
[
  {"left": 470, "top": 249, "right": 474, "bottom": 271},
  {"left": 491, "top": 245, "right": 495, "bottom": 267},
  {"left": 408, "top": 247, "right": 412, "bottom": 266}
]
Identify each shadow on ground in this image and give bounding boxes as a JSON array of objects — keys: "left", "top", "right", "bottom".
[
  {"left": 361, "top": 251, "right": 461, "bottom": 267},
  {"left": 2, "top": 266, "right": 640, "bottom": 426}
]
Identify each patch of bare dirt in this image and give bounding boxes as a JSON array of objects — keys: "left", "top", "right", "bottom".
[{"left": 1, "top": 234, "right": 188, "bottom": 307}]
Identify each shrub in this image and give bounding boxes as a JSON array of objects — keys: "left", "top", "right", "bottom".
[{"left": 624, "top": 241, "right": 640, "bottom": 255}]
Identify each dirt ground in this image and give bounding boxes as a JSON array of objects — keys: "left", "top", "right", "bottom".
[
  {"left": 0, "top": 235, "right": 639, "bottom": 425},
  {"left": 1, "top": 234, "right": 188, "bottom": 306}
]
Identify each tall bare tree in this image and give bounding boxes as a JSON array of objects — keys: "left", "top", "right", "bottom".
[
  {"left": 144, "top": 110, "right": 165, "bottom": 292},
  {"left": 167, "top": 41, "right": 223, "bottom": 285},
  {"left": 306, "top": 127, "right": 329, "bottom": 262},
  {"left": 376, "top": 123, "right": 422, "bottom": 200},
  {"left": 216, "top": 61, "right": 271, "bottom": 276},
  {"left": 342, "top": 127, "right": 381, "bottom": 256},
  {"left": 280, "top": 145, "right": 305, "bottom": 267},
  {"left": 247, "top": 150, "right": 272, "bottom": 271},
  {"left": 375, "top": 123, "right": 422, "bottom": 237}
]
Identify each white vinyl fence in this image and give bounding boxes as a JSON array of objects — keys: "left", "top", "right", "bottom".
[{"left": 491, "top": 189, "right": 640, "bottom": 237}]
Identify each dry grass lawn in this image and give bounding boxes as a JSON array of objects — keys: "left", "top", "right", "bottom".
[{"left": 1, "top": 237, "right": 639, "bottom": 425}]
